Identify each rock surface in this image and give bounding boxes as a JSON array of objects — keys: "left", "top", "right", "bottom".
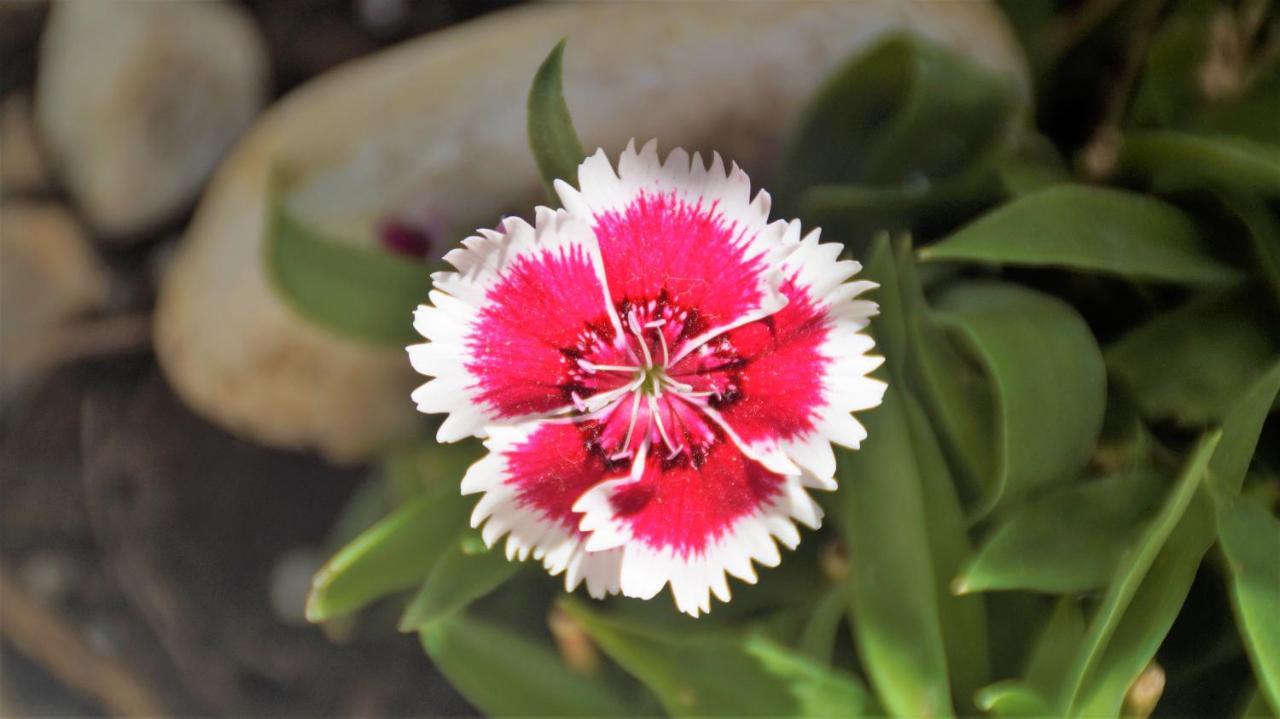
[
  {"left": 1, "top": 201, "right": 112, "bottom": 400},
  {"left": 36, "top": 0, "right": 268, "bottom": 240}
]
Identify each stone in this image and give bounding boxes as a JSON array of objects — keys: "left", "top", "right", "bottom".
[
  {"left": 36, "top": 0, "right": 268, "bottom": 240},
  {"left": 1, "top": 93, "right": 49, "bottom": 194},
  {"left": 0, "top": 201, "right": 112, "bottom": 399}
]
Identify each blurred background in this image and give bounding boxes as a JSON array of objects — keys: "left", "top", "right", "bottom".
[{"left": 1, "top": 1, "right": 517, "bottom": 715}]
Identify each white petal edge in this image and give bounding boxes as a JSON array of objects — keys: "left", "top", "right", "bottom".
[
  {"left": 461, "top": 421, "right": 623, "bottom": 599},
  {"left": 407, "top": 207, "right": 622, "bottom": 442},
  {"left": 573, "top": 470, "right": 826, "bottom": 617}
]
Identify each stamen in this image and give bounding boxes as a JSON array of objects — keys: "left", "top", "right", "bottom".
[
  {"left": 578, "top": 359, "right": 640, "bottom": 374},
  {"left": 648, "top": 395, "right": 683, "bottom": 457},
  {"left": 620, "top": 390, "right": 642, "bottom": 455},
  {"left": 627, "top": 309, "right": 655, "bottom": 369}
]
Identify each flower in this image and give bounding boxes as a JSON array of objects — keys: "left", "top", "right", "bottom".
[{"left": 408, "top": 141, "right": 885, "bottom": 616}]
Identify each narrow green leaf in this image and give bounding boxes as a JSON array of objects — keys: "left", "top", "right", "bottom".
[
  {"left": 266, "top": 171, "right": 434, "bottom": 345},
  {"left": 933, "top": 280, "right": 1107, "bottom": 519},
  {"left": 974, "top": 681, "right": 1055, "bottom": 717},
  {"left": 954, "top": 468, "right": 1166, "bottom": 595},
  {"left": 1069, "top": 361, "right": 1280, "bottom": 716},
  {"left": 835, "top": 387, "right": 954, "bottom": 718},
  {"left": 1061, "top": 432, "right": 1222, "bottom": 716},
  {"left": 920, "top": 185, "right": 1244, "bottom": 285},
  {"left": 796, "top": 584, "right": 852, "bottom": 666},
  {"left": 1218, "top": 497, "right": 1280, "bottom": 711},
  {"left": 561, "top": 600, "right": 871, "bottom": 717},
  {"left": 421, "top": 613, "right": 628, "bottom": 717},
  {"left": 307, "top": 480, "right": 469, "bottom": 622},
  {"left": 850, "top": 238, "right": 990, "bottom": 714},
  {"left": 1024, "top": 598, "right": 1087, "bottom": 704},
  {"left": 1209, "top": 360, "right": 1280, "bottom": 497},
  {"left": 398, "top": 533, "right": 521, "bottom": 632},
  {"left": 527, "top": 39, "right": 584, "bottom": 198},
  {"left": 1118, "top": 131, "right": 1280, "bottom": 195},
  {"left": 1106, "top": 293, "right": 1280, "bottom": 427}
]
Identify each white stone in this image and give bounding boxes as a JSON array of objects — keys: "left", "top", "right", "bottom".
[{"left": 36, "top": 0, "right": 268, "bottom": 240}]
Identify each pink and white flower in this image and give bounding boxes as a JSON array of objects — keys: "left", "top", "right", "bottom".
[{"left": 408, "top": 141, "right": 885, "bottom": 616}]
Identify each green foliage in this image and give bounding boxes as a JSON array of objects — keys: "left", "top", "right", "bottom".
[
  {"left": 921, "top": 185, "right": 1243, "bottom": 285},
  {"left": 265, "top": 169, "right": 435, "bottom": 345},
  {"left": 421, "top": 613, "right": 630, "bottom": 717},
  {"left": 527, "top": 39, "right": 584, "bottom": 200},
  {"left": 308, "top": 12, "right": 1280, "bottom": 718}
]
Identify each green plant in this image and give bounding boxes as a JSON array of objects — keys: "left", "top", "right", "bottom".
[{"left": 300, "top": 4, "right": 1280, "bottom": 715}]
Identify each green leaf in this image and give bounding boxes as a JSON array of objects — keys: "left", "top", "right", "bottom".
[
  {"left": 932, "top": 280, "right": 1107, "bottom": 519},
  {"left": 265, "top": 170, "right": 435, "bottom": 345},
  {"left": 994, "top": 132, "right": 1072, "bottom": 196},
  {"left": 1066, "top": 361, "right": 1280, "bottom": 716},
  {"left": 847, "top": 238, "right": 990, "bottom": 715},
  {"left": 1024, "top": 598, "right": 1087, "bottom": 704},
  {"left": 398, "top": 533, "right": 521, "bottom": 631},
  {"left": 1219, "top": 194, "right": 1280, "bottom": 310},
  {"left": 1060, "top": 431, "right": 1222, "bottom": 716},
  {"left": 307, "top": 479, "right": 470, "bottom": 622},
  {"left": 834, "top": 388, "right": 958, "bottom": 717},
  {"left": 1105, "top": 293, "right": 1280, "bottom": 427},
  {"left": 561, "top": 600, "right": 871, "bottom": 717},
  {"left": 796, "top": 584, "right": 852, "bottom": 666},
  {"left": 974, "top": 681, "right": 1055, "bottom": 717},
  {"left": 1218, "top": 496, "right": 1280, "bottom": 711},
  {"left": 780, "top": 32, "right": 1021, "bottom": 195},
  {"left": 420, "top": 613, "right": 628, "bottom": 717},
  {"left": 954, "top": 467, "right": 1166, "bottom": 595},
  {"left": 527, "top": 39, "right": 584, "bottom": 199},
  {"left": 1117, "top": 132, "right": 1280, "bottom": 195},
  {"left": 920, "top": 185, "right": 1244, "bottom": 285},
  {"left": 1208, "top": 360, "right": 1280, "bottom": 498}
]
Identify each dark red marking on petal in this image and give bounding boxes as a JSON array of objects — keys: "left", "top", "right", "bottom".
[
  {"left": 466, "top": 243, "right": 620, "bottom": 418},
  {"left": 672, "top": 276, "right": 832, "bottom": 443},
  {"left": 607, "top": 439, "right": 785, "bottom": 556},
  {"left": 594, "top": 192, "right": 767, "bottom": 333}
]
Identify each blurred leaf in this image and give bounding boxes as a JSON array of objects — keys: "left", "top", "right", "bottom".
[
  {"left": 528, "top": 39, "right": 584, "bottom": 198},
  {"left": 1219, "top": 194, "right": 1280, "bottom": 309},
  {"left": 933, "top": 280, "right": 1107, "bottom": 519},
  {"left": 1241, "top": 685, "right": 1279, "bottom": 718},
  {"left": 561, "top": 600, "right": 871, "bottom": 717},
  {"left": 266, "top": 170, "right": 434, "bottom": 345},
  {"left": 974, "top": 681, "right": 1055, "bottom": 716},
  {"left": 307, "top": 479, "right": 469, "bottom": 622},
  {"left": 921, "top": 185, "right": 1243, "bottom": 285},
  {"left": 994, "top": 132, "right": 1072, "bottom": 196},
  {"left": 398, "top": 533, "right": 521, "bottom": 632},
  {"left": 1208, "top": 360, "right": 1280, "bottom": 498},
  {"left": 954, "top": 468, "right": 1166, "bottom": 595},
  {"left": 1024, "top": 598, "right": 1087, "bottom": 704},
  {"left": 1060, "top": 431, "right": 1222, "bottom": 716},
  {"left": 384, "top": 439, "right": 484, "bottom": 500},
  {"left": 799, "top": 177, "right": 998, "bottom": 256},
  {"left": 1105, "top": 293, "right": 1280, "bottom": 426},
  {"left": 1118, "top": 132, "right": 1280, "bottom": 195},
  {"left": 780, "top": 32, "right": 1021, "bottom": 195},
  {"left": 421, "top": 613, "right": 628, "bottom": 717},
  {"left": 796, "top": 584, "right": 851, "bottom": 666},
  {"left": 1129, "top": 0, "right": 1214, "bottom": 130},
  {"left": 1217, "top": 496, "right": 1280, "bottom": 711}
]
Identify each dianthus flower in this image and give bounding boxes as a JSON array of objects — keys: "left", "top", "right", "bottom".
[{"left": 409, "top": 141, "right": 885, "bottom": 615}]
